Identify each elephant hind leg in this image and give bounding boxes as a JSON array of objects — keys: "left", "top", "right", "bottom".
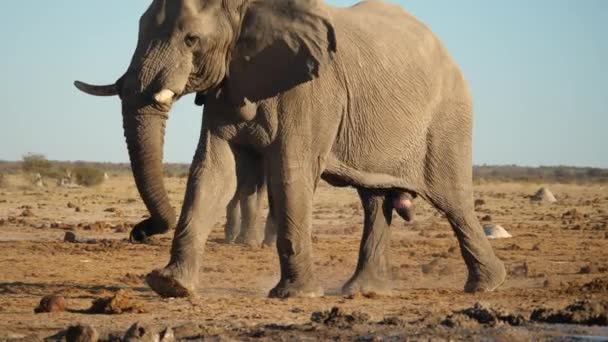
[
  {"left": 422, "top": 107, "right": 506, "bottom": 292},
  {"left": 342, "top": 188, "right": 393, "bottom": 296},
  {"left": 429, "top": 192, "right": 506, "bottom": 292},
  {"left": 224, "top": 195, "right": 241, "bottom": 244}
]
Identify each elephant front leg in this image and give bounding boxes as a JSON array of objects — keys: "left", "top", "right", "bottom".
[
  {"left": 342, "top": 189, "right": 393, "bottom": 296},
  {"left": 267, "top": 156, "right": 323, "bottom": 298},
  {"left": 146, "top": 133, "right": 237, "bottom": 298}
]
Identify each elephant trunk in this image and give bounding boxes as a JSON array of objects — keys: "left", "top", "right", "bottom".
[{"left": 123, "top": 106, "right": 176, "bottom": 233}]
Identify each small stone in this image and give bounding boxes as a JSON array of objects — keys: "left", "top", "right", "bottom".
[
  {"left": 87, "top": 289, "right": 146, "bottom": 314},
  {"left": 66, "top": 324, "right": 99, "bottom": 342},
  {"left": 579, "top": 265, "right": 596, "bottom": 274},
  {"left": 64, "top": 231, "right": 78, "bottom": 243},
  {"left": 123, "top": 323, "right": 173, "bottom": 342},
  {"left": 64, "top": 232, "right": 96, "bottom": 244},
  {"left": 34, "top": 295, "right": 66, "bottom": 313},
  {"left": 20, "top": 208, "right": 35, "bottom": 217}
]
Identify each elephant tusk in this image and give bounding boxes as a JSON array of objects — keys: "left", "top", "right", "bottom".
[
  {"left": 154, "top": 89, "right": 175, "bottom": 105},
  {"left": 74, "top": 81, "right": 118, "bottom": 96}
]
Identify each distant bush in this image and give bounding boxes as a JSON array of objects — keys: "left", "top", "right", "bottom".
[
  {"left": 473, "top": 165, "right": 608, "bottom": 184},
  {"left": 73, "top": 166, "right": 105, "bottom": 187},
  {"left": 21, "top": 153, "right": 64, "bottom": 178},
  {"left": 164, "top": 163, "right": 190, "bottom": 178}
]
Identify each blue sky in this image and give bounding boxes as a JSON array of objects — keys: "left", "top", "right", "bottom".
[{"left": 0, "top": 1, "right": 606, "bottom": 167}]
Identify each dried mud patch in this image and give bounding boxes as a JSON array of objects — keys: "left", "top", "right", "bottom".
[
  {"left": 84, "top": 289, "right": 147, "bottom": 314},
  {"left": 530, "top": 300, "right": 608, "bottom": 326},
  {"left": 440, "top": 302, "right": 526, "bottom": 328},
  {"left": 565, "top": 277, "right": 608, "bottom": 295},
  {"left": 310, "top": 306, "right": 371, "bottom": 328}
]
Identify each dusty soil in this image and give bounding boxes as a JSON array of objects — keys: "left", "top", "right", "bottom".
[{"left": 0, "top": 175, "right": 607, "bottom": 341}]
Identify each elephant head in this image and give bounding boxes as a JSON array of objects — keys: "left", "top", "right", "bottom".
[{"left": 75, "top": 0, "right": 336, "bottom": 241}]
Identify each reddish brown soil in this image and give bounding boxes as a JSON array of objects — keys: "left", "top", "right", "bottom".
[{"left": 0, "top": 176, "right": 607, "bottom": 340}]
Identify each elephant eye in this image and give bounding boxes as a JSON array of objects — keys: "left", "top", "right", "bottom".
[{"left": 184, "top": 34, "right": 200, "bottom": 48}]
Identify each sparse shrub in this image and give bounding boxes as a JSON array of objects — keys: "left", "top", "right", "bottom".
[
  {"left": 72, "top": 166, "right": 105, "bottom": 187},
  {"left": 21, "top": 153, "right": 63, "bottom": 178}
]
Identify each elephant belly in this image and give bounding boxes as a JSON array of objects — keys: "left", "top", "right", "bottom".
[{"left": 321, "top": 3, "right": 469, "bottom": 192}]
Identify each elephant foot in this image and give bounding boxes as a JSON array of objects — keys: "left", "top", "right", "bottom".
[
  {"left": 224, "top": 235, "right": 237, "bottom": 244},
  {"left": 146, "top": 266, "right": 196, "bottom": 298},
  {"left": 235, "top": 234, "right": 261, "bottom": 248},
  {"left": 342, "top": 272, "right": 392, "bottom": 297},
  {"left": 464, "top": 258, "right": 506, "bottom": 293},
  {"left": 261, "top": 237, "right": 276, "bottom": 248},
  {"left": 269, "top": 280, "right": 324, "bottom": 298}
]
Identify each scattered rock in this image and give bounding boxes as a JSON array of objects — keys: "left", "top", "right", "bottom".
[
  {"left": 83, "top": 222, "right": 106, "bottom": 231},
  {"left": 34, "top": 295, "right": 66, "bottom": 313},
  {"left": 441, "top": 302, "right": 525, "bottom": 328},
  {"left": 64, "top": 232, "right": 97, "bottom": 244},
  {"left": 474, "top": 199, "right": 486, "bottom": 207},
  {"left": 578, "top": 264, "right": 607, "bottom": 274},
  {"left": 119, "top": 273, "right": 145, "bottom": 286},
  {"left": 67, "top": 202, "right": 77, "bottom": 209},
  {"left": 86, "top": 290, "right": 146, "bottom": 315},
  {"left": 20, "top": 208, "right": 35, "bottom": 217},
  {"left": 509, "top": 262, "right": 529, "bottom": 278},
  {"left": 310, "top": 307, "right": 370, "bottom": 328},
  {"left": 580, "top": 278, "right": 608, "bottom": 293},
  {"left": 567, "top": 278, "right": 608, "bottom": 294},
  {"left": 379, "top": 317, "right": 404, "bottom": 326},
  {"left": 124, "top": 323, "right": 174, "bottom": 342},
  {"left": 562, "top": 209, "right": 583, "bottom": 220},
  {"left": 65, "top": 324, "right": 99, "bottom": 342},
  {"left": 104, "top": 207, "right": 123, "bottom": 216},
  {"left": 531, "top": 188, "right": 557, "bottom": 203},
  {"left": 530, "top": 300, "right": 608, "bottom": 326},
  {"left": 113, "top": 223, "right": 129, "bottom": 233},
  {"left": 502, "top": 243, "right": 521, "bottom": 251},
  {"left": 480, "top": 215, "right": 492, "bottom": 222},
  {"left": 483, "top": 224, "right": 512, "bottom": 239},
  {"left": 420, "top": 261, "right": 435, "bottom": 275}
]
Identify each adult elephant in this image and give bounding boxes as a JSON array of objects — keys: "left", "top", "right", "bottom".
[{"left": 75, "top": 0, "right": 506, "bottom": 298}]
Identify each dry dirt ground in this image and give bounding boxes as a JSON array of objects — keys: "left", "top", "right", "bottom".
[{"left": 0, "top": 175, "right": 607, "bottom": 341}]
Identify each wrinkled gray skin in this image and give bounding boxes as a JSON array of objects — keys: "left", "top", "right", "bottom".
[{"left": 75, "top": 0, "right": 506, "bottom": 298}]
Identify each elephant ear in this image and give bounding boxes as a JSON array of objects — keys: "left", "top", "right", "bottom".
[{"left": 228, "top": 0, "right": 337, "bottom": 106}]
